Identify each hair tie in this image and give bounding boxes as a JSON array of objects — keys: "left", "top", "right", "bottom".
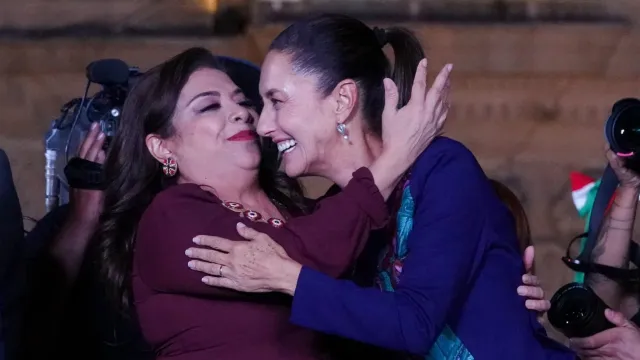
[{"left": 372, "top": 27, "right": 388, "bottom": 48}]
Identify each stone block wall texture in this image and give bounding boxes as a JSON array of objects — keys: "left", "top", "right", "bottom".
[{"left": 1, "top": 0, "right": 640, "bottom": 343}]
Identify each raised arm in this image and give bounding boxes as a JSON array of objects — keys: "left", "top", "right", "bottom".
[
  {"left": 285, "top": 141, "right": 487, "bottom": 354},
  {"left": 135, "top": 187, "right": 260, "bottom": 298},
  {"left": 587, "top": 148, "right": 640, "bottom": 311},
  {"left": 184, "top": 62, "right": 454, "bottom": 282},
  {"left": 136, "top": 172, "right": 385, "bottom": 298},
  {"left": 275, "top": 167, "right": 388, "bottom": 276},
  {"left": 187, "top": 140, "right": 490, "bottom": 354}
]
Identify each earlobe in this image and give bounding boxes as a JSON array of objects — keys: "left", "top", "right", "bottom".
[{"left": 145, "top": 134, "right": 173, "bottom": 164}]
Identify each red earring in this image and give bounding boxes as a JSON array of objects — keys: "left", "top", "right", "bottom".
[{"left": 162, "top": 158, "right": 178, "bottom": 177}]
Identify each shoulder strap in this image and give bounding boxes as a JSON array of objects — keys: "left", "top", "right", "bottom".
[{"left": 564, "top": 165, "right": 640, "bottom": 281}]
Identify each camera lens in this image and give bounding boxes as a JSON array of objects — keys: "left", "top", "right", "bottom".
[
  {"left": 606, "top": 100, "right": 640, "bottom": 155},
  {"left": 548, "top": 283, "right": 613, "bottom": 338}
]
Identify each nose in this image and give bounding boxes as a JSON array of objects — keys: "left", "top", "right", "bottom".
[
  {"left": 256, "top": 107, "right": 275, "bottom": 137},
  {"left": 229, "top": 104, "right": 253, "bottom": 125}
]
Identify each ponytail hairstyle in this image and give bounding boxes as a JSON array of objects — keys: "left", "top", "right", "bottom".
[{"left": 268, "top": 13, "right": 425, "bottom": 136}]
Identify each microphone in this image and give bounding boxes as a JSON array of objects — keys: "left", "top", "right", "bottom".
[{"left": 86, "top": 59, "right": 130, "bottom": 86}]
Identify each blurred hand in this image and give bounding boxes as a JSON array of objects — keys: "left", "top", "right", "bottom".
[
  {"left": 606, "top": 144, "right": 640, "bottom": 189},
  {"left": 517, "top": 246, "right": 551, "bottom": 318},
  {"left": 571, "top": 309, "right": 640, "bottom": 360},
  {"left": 69, "top": 123, "right": 106, "bottom": 225}
]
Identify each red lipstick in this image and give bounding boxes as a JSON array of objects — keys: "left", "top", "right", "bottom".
[{"left": 227, "top": 130, "right": 257, "bottom": 141}]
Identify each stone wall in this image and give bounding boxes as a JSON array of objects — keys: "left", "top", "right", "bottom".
[{"left": 2, "top": 1, "right": 640, "bottom": 342}]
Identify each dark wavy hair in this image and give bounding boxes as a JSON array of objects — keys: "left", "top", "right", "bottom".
[{"left": 97, "top": 47, "right": 307, "bottom": 310}]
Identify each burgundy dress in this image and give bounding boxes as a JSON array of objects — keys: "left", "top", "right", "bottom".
[{"left": 133, "top": 168, "right": 388, "bottom": 360}]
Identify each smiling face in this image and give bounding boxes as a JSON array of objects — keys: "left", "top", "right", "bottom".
[
  {"left": 146, "top": 67, "right": 260, "bottom": 185},
  {"left": 256, "top": 51, "right": 340, "bottom": 178}
]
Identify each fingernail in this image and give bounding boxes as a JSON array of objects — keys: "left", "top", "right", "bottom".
[
  {"left": 517, "top": 287, "right": 526, "bottom": 295},
  {"left": 421, "top": 58, "right": 427, "bottom": 67},
  {"left": 97, "top": 132, "right": 105, "bottom": 139},
  {"left": 91, "top": 122, "right": 98, "bottom": 130},
  {"left": 446, "top": 64, "right": 453, "bottom": 72},
  {"left": 237, "top": 222, "right": 246, "bottom": 228},
  {"left": 185, "top": 249, "right": 192, "bottom": 256},
  {"left": 187, "top": 261, "right": 195, "bottom": 269},
  {"left": 201, "top": 277, "right": 209, "bottom": 284},
  {"left": 192, "top": 237, "right": 201, "bottom": 244}
]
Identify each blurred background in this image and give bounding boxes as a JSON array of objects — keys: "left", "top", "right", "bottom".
[{"left": 1, "top": 0, "right": 639, "bottom": 339}]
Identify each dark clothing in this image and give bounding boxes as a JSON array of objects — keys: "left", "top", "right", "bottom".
[
  {"left": 0, "top": 149, "right": 23, "bottom": 360},
  {"left": 133, "top": 168, "right": 388, "bottom": 360},
  {"left": 19, "top": 204, "right": 153, "bottom": 360}
]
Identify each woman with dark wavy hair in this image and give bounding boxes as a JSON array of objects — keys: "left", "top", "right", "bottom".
[{"left": 97, "top": 45, "right": 451, "bottom": 360}]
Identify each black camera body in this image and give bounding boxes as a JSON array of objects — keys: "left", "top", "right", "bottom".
[
  {"left": 605, "top": 98, "right": 640, "bottom": 173},
  {"left": 549, "top": 98, "right": 640, "bottom": 339},
  {"left": 548, "top": 283, "right": 614, "bottom": 338},
  {"left": 43, "top": 56, "right": 263, "bottom": 211}
]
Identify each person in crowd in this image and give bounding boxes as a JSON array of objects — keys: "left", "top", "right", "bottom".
[
  {"left": 184, "top": 13, "right": 574, "bottom": 359},
  {"left": 569, "top": 145, "right": 640, "bottom": 360},
  {"left": 0, "top": 149, "right": 24, "bottom": 360},
  {"left": 17, "top": 124, "right": 153, "bottom": 360}
]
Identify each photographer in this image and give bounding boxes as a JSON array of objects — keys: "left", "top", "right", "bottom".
[
  {"left": 19, "top": 123, "right": 105, "bottom": 357},
  {"left": 19, "top": 124, "right": 152, "bottom": 360},
  {"left": 570, "top": 145, "right": 640, "bottom": 359},
  {"left": 0, "top": 148, "right": 23, "bottom": 360}
]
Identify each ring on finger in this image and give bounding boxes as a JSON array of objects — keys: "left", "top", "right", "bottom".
[{"left": 218, "top": 264, "right": 224, "bottom": 277}]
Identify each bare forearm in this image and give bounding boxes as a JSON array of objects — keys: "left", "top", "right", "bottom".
[
  {"left": 587, "top": 186, "right": 639, "bottom": 308},
  {"left": 369, "top": 152, "right": 409, "bottom": 200}
]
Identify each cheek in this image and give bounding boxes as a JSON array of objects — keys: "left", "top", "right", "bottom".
[{"left": 178, "top": 118, "right": 226, "bottom": 153}]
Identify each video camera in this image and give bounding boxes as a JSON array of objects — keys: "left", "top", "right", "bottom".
[
  {"left": 548, "top": 98, "right": 640, "bottom": 338},
  {"left": 44, "top": 59, "right": 141, "bottom": 212},
  {"left": 43, "top": 56, "right": 264, "bottom": 213}
]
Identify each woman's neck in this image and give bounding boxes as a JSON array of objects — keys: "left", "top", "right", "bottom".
[
  {"left": 181, "top": 169, "right": 272, "bottom": 211},
  {"left": 321, "top": 130, "right": 383, "bottom": 188}
]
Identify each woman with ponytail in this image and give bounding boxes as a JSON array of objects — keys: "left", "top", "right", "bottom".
[{"left": 186, "top": 14, "right": 575, "bottom": 359}]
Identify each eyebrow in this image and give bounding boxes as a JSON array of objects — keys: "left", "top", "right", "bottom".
[
  {"left": 264, "top": 89, "right": 278, "bottom": 98},
  {"left": 187, "top": 88, "right": 244, "bottom": 106},
  {"left": 188, "top": 91, "right": 219, "bottom": 106}
]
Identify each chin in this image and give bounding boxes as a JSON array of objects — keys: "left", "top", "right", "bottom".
[
  {"left": 235, "top": 152, "right": 262, "bottom": 170},
  {"left": 283, "top": 160, "right": 306, "bottom": 178}
]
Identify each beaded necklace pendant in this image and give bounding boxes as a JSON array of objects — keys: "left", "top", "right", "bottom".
[{"left": 221, "top": 201, "right": 285, "bottom": 228}]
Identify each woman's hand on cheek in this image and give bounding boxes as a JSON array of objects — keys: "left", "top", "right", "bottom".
[
  {"left": 379, "top": 59, "right": 453, "bottom": 167},
  {"left": 186, "top": 223, "right": 302, "bottom": 295},
  {"left": 518, "top": 246, "right": 551, "bottom": 317}
]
